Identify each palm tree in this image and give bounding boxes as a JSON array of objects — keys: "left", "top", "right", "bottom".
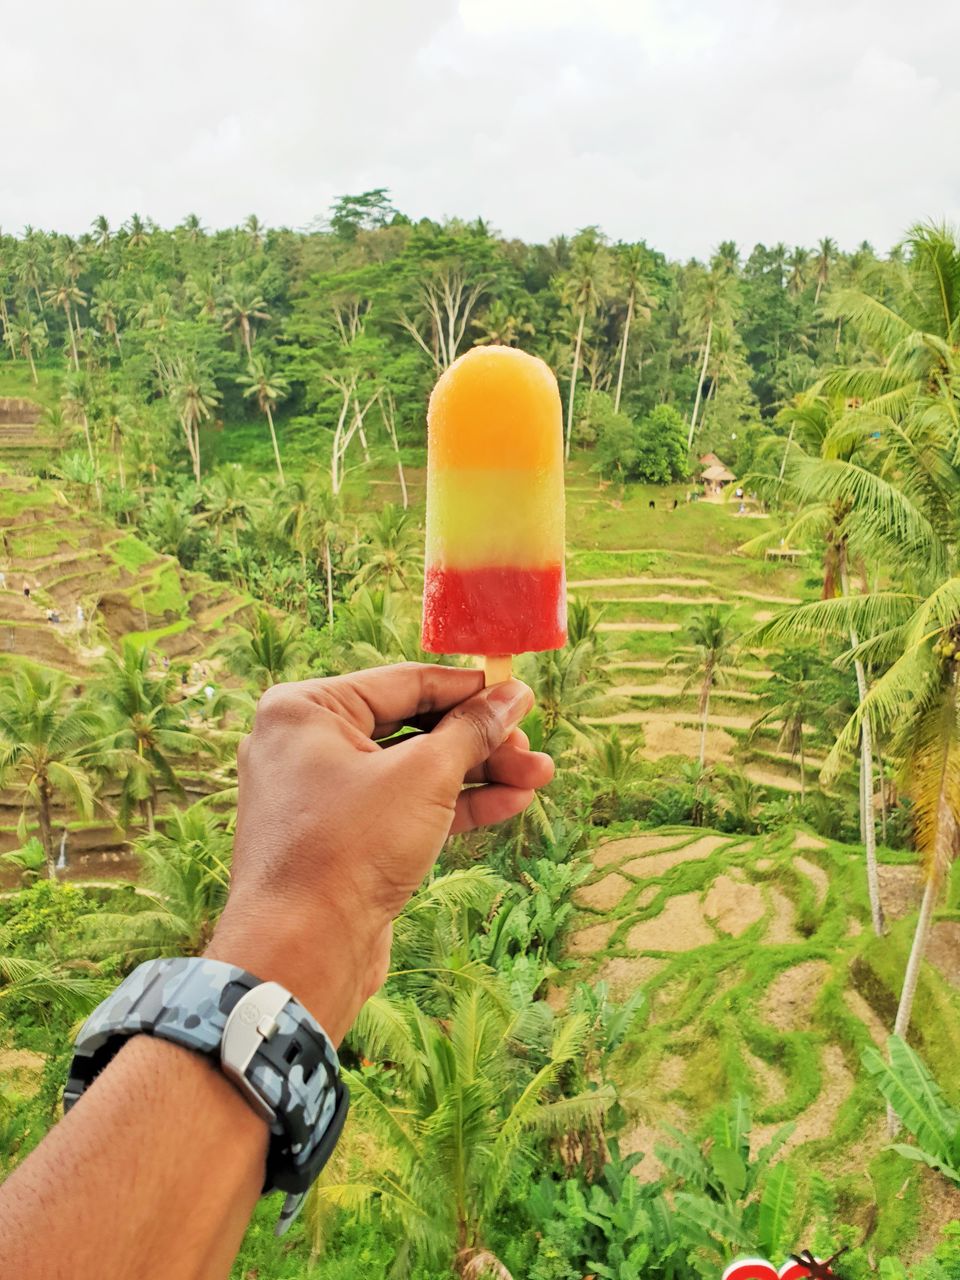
[
  {"left": 0, "top": 669, "right": 103, "bottom": 879},
  {"left": 521, "top": 640, "right": 610, "bottom": 755},
  {"left": 348, "top": 502, "right": 422, "bottom": 594},
  {"left": 94, "top": 642, "right": 209, "bottom": 833},
  {"left": 43, "top": 279, "right": 86, "bottom": 370},
  {"left": 13, "top": 316, "right": 47, "bottom": 384},
  {"left": 471, "top": 298, "right": 534, "bottom": 347},
  {"left": 220, "top": 283, "right": 269, "bottom": 357},
  {"left": 813, "top": 237, "right": 837, "bottom": 305},
  {"left": 165, "top": 354, "right": 221, "bottom": 483},
  {"left": 60, "top": 372, "right": 101, "bottom": 504},
  {"left": 685, "top": 265, "right": 733, "bottom": 447},
  {"left": 125, "top": 213, "right": 150, "bottom": 249},
  {"left": 237, "top": 356, "right": 288, "bottom": 483},
  {"left": 319, "top": 985, "right": 610, "bottom": 1277},
  {"left": 613, "top": 244, "right": 654, "bottom": 413},
  {"left": 749, "top": 648, "right": 836, "bottom": 800},
  {"left": 786, "top": 246, "right": 811, "bottom": 296},
  {"left": 202, "top": 465, "right": 253, "bottom": 547},
  {"left": 561, "top": 230, "right": 608, "bottom": 460},
  {"left": 243, "top": 214, "right": 265, "bottom": 250},
  {"left": 219, "top": 609, "right": 306, "bottom": 691},
  {"left": 90, "top": 214, "right": 111, "bottom": 249},
  {"left": 82, "top": 804, "right": 231, "bottom": 961},
  {"left": 274, "top": 474, "right": 343, "bottom": 627},
  {"left": 0, "top": 924, "right": 107, "bottom": 1021},
  {"left": 91, "top": 283, "right": 123, "bottom": 352},
  {"left": 670, "top": 606, "right": 737, "bottom": 768}
]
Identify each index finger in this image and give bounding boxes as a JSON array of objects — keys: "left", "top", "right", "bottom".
[{"left": 298, "top": 662, "right": 486, "bottom": 739}]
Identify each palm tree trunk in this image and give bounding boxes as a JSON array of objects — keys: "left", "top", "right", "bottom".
[
  {"left": 698, "top": 680, "right": 712, "bottom": 768},
  {"left": 64, "top": 303, "right": 80, "bottom": 370},
  {"left": 0, "top": 297, "right": 16, "bottom": 360},
  {"left": 37, "top": 783, "right": 57, "bottom": 880},
  {"left": 800, "top": 736, "right": 806, "bottom": 802},
  {"left": 330, "top": 389, "right": 351, "bottom": 495},
  {"left": 241, "top": 318, "right": 252, "bottom": 358},
  {"left": 27, "top": 346, "right": 38, "bottom": 385},
  {"left": 564, "top": 308, "right": 586, "bottom": 461},
  {"left": 264, "top": 403, "right": 285, "bottom": 484},
  {"left": 841, "top": 552, "right": 883, "bottom": 936},
  {"left": 777, "top": 420, "right": 796, "bottom": 485},
  {"left": 687, "top": 316, "right": 713, "bottom": 448},
  {"left": 879, "top": 753, "right": 888, "bottom": 845},
  {"left": 613, "top": 289, "right": 634, "bottom": 414}
]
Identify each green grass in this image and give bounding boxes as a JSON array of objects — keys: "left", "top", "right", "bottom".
[
  {"left": 108, "top": 534, "right": 160, "bottom": 573},
  {"left": 0, "top": 362, "right": 62, "bottom": 411},
  {"left": 137, "top": 566, "right": 189, "bottom": 618},
  {"left": 123, "top": 618, "right": 193, "bottom": 648}
]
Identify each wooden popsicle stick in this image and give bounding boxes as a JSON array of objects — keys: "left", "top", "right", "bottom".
[{"left": 483, "top": 655, "right": 513, "bottom": 687}]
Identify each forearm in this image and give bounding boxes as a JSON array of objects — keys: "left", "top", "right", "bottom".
[{"left": 0, "top": 1036, "right": 268, "bottom": 1280}]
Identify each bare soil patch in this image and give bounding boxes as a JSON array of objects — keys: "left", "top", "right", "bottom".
[
  {"left": 844, "top": 988, "right": 888, "bottom": 1047},
  {"left": 593, "top": 834, "right": 683, "bottom": 869},
  {"left": 765, "top": 887, "right": 802, "bottom": 944},
  {"left": 568, "top": 576, "right": 713, "bottom": 590},
  {"left": 597, "top": 955, "right": 666, "bottom": 1000},
  {"left": 753, "top": 1043, "right": 852, "bottom": 1155},
  {"left": 625, "top": 893, "right": 716, "bottom": 951},
  {"left": 878, "top": 863, "right": 923, "bottom": 920},
  {"left": 636, "top": 717, "right": 736, "bottom": 762},
  {"left": 909, "top": 1168, "right": 960, "bottom": 1263},
  {"left": 793, "top": 831, "right": 827, "bottom": 851},
  {"left": 742, "top": 1046, "right": 788, "bottom": 1107},
  {"left": 925, "top": 921, "right": 960, "bottom": 989},
  {"left": 574, "top": 873, "right": 633, "bottom": 912},
  {"left": 598, "top": 620, "right": 680, "bottom": 633},
  {"left": 568, "top": 920, "right": 617, "bottom": 956},
  {"left": 735, "top": 590, "right": 803, "bottom": 605},
  {"left": 793, "top": 855, "right": 829, "bottom": 905},
  {"left": 703, "top": 874, "right": 765, "bottom": 937},
  {"left": 761, "top": 960, "right": 831, "bottom": 1031},
  {"left": 744, "top": 765, "right": 803, "bottom": 793},
  {"left": 621, "top": 834, "right": 728, "bottom": 880}
]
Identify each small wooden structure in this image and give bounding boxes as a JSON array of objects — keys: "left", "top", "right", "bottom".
[{"left": 701, "top": 462, "right": 736, "bottom": 497}]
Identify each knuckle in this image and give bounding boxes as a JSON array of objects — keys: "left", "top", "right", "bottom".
[{"left": 254, "top": 683, "right": 303, "bottom": 728}]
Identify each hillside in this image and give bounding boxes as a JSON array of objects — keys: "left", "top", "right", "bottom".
[
  {"left": 0, "top": 470, "right": 253, "bottom": 677},
  {"left": 560, "top": 823, "right": 960, "bottom": 1259}
]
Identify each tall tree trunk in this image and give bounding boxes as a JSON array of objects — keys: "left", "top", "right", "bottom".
[
  {"left": 37, "top": 783, "right": 57, "bottom": 880},
  {"left": 698, "top": 675, "right": 712, "bottom": 769},
  {"left": 241, "top": 319, "right": 252, "bottom": 358},
  {"left": 381, "top": 393, "right": 408, "bottom": 509},
  {"left": 264, "top": 402, "right": 285, "bottom": 484},
  {"left": 330, "top": 387, "right": 351, "bottom": 495},
  {"left": 64, "top": 303, "right": 80, "bottom": 370},
  {"left": 777, "top": 420, "right": 796, "bottom": 485},
  {"left": 834, "top": 316, "right": 842, "bottom": 353},
  {"left": 0, "top": 297, "right": 16, "bottom": 360},
  {"left": 564, "top": 308, "right": 586, "bottom": 461},
  {"left": 841, "top": 554, "right": 883, "bottom": 936},
  {"left": 613, "top": 289, "right": 635, "bottom": 414},
  {"left": 687, "top": 316, "right": 713, "bottom": 448},
  {"left": 879, "top": 753, "right": 888, "bottom": 845},
  {"left": 800, "top": 736, "right": 806, "bottom": 802},
  {"left": 27, "top": 347, "right": 38, "bottom": 385}
]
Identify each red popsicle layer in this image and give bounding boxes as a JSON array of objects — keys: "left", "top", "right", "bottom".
[{"left": 422, "top": 564, "right": 566, "bottom": 655}]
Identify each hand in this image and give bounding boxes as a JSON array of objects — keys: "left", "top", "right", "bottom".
[{"left": 205, "top": 663, "right": 553, "bottom": 1041}]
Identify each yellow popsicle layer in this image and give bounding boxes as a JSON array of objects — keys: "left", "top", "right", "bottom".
[{"left": 425, "top": 466, "right": 564, "bottom": 570}]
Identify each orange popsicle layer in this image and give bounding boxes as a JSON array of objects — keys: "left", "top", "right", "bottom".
[{"left": 422, "top": 345, "right": 566, "bottom": 657}]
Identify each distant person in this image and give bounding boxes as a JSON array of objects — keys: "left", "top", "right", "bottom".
[
  {"left": 0, "top": 664, "right": 550, "bottom": 1280},
  {"left": 23, "top": 584, "right": 30, "bottom": 599},
  {"left": 0, "top": 570, "right": 6, "bottom": 590},
  {"left": 648, "top": 499, "right": 656, "bottom": 510},
  {"left": 76, "top": 604, "right": 85, "bottom": 626},
  {"left": 672, "top": 498, "right": 679, "bottom": 510}
]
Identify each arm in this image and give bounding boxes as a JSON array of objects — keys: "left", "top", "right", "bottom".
[{"left": 0, "top": 664, "right": 549, "bottom": 1280}]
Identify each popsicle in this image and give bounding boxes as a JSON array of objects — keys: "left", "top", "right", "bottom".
[{"left": 421, "top": 345, "right": 567, "bottom": 683}]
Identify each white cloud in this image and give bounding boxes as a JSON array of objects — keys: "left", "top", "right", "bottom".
[{"left": 0, "top": 0, "right": 957, "bottom": 258}]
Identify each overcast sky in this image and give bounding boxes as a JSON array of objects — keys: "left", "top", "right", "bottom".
[{"left": 2, "top": 0, "right": 957, "bottom": 260}]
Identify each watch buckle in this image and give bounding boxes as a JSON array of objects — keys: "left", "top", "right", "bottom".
[{"left": 220, "top": 981, "right": 292, "bottom": 1124}]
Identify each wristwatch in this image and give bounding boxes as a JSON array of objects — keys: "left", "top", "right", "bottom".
[{"left": 63, "top": 956, "right": 350, "bottom": 1235}]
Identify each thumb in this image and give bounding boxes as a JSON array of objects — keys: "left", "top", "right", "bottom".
[{"left": 420, "top": 678, "right": 535, "bottom": 779}]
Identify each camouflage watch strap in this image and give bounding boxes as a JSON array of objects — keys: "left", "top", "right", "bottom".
[{"left": 64, "top": 957, "right": 349, "bottom": 1236}]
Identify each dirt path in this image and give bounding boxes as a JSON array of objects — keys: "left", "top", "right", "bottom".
[
  {"left": 744, "top": 765, "right": 803, "bottom": 793},
  {"left": 598, "top": 620, "right": 680, "bottom": 633},
  {"left": 569, "top": 576, "right": 713, "bottom": 589}
]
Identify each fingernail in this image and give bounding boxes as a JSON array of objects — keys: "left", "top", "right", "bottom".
[{"left": 486, "top": 680, "right": 535, "bottom": 735}]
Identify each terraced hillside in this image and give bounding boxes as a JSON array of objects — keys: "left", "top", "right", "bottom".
[
  {"left": 560, "top": 824, "right": 960, "bottom": 1258},
  {"left": 0, "top": 471, "right": 254, "bottom": 675}
]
